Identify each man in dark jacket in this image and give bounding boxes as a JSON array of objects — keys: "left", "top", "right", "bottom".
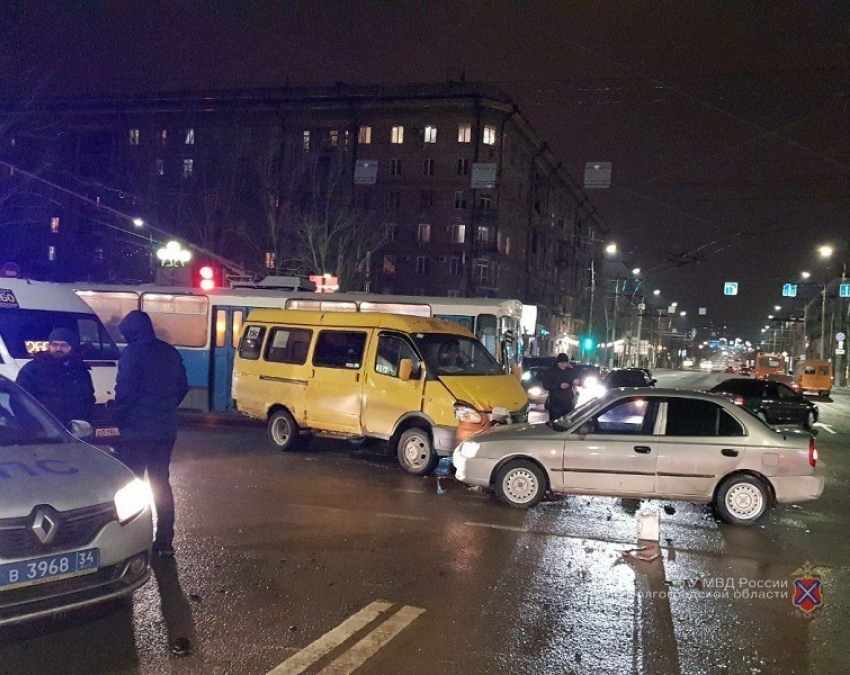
[
  {"left": 114, "top": 310, "right": 188, "bottom": 557},
  {"left": 15, "top": 327, "right": 95, "bottom": 428},
  {"left": 542, "top": 353, "right": 578, "bottom": 421}
]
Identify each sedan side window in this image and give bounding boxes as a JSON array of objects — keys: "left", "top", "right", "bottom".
[
  {"left": 592, "top": 398, "right": 654, "bottom": 435},
  {"left": 665, "top": 399, "right": 744, "bottom": 437},
  {"left": 776, "top": 384, "right": 797, "bottom": 399}
]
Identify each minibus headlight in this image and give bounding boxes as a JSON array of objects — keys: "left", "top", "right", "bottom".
[
  {"left": 459, "top": 441, "right": 480, "bottom": 458},
  {"left": 114, "top": 478, "right": 152, "bottom": 524},
  {"left": 528, "top": 386, "right": 542, "bottom": 397},
  {"left": 454, "top": 404, "right": 483, "bottom": 424}
]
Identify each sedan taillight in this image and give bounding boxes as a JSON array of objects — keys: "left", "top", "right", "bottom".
[
  {"left": 809, "top": 437, "right": 817, "bottom": 468},
  {"left": 733, "top": 396, "right": 745, "bottom": 406}
]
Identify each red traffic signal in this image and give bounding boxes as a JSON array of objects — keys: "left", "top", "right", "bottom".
[{"left": 195, "top": 264, "right": 219, "bottom": 290}]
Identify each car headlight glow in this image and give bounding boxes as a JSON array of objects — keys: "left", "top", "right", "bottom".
[
  {"left": 459, "top": 441, "right": 480, "bottom": 458},
  {"left": 521, "top": 371, "right": 532, "bottom": 382},
  {"left": 584, "top": 376, "right": 599, "bottom": 389},
  {"left": 528, "top": 386, "right": 542, "bottom": 397},
  {"left": 454, "top": 404, "right": 483, "bottom": 424},
  {"left": 114, "top": 478, "right": 152, "bottom": 524}
]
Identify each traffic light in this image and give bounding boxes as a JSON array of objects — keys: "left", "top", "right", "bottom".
[
  {"left": 581, "top": 336, "right": 595, "bottom": 352},
  {"left": 194, "top": 263, "right": 219, "bottom": 290}
]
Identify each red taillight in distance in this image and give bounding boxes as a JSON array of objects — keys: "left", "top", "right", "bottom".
[
  {"left": 809, "top": 437, "right": 818, "bottom": 468},
  {"left": 733, "top": 396, "right": 745, "bottom": 406}
]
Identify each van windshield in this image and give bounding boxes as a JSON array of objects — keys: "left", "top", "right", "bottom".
[
  {"left": 413, "top": 334, "right": 504, "bottom": 376},
  {"left": 0, "top": 378, "right": 70, "bottom": 446},
  {"left": 0, "top": 309, "right": 120, "bottom": 360}
]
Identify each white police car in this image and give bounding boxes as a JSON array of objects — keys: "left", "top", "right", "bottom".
[{"left": 0, "top": 375, "right": 152, "bottom": 626}]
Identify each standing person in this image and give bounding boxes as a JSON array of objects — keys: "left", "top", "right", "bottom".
[
  {"left": 113, "top": 310, "right": 188, "bottom": 558},
  {"left": 15, "top": 328, "right": 95, "bottom": 428},
  {"left": 543, "top": 353, "right": 578, "bottom": 421}
]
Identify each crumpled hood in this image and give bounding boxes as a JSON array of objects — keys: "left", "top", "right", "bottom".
[
  {"left": 439, "top": 374, "right": 528, "bottom": 412},
  {"left": 119, "top": 310, "right": 156, "bottom": 343},
  {"left": 0, "top": 441, "right": 135, "bottom": 515}
]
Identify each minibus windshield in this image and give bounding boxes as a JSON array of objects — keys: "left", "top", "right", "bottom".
[
  {"left": 0, "top": 309, "right": 120, "bottom": 360},
  {"left": 414, "top": 334, "right": 504, "bottom": 376}
]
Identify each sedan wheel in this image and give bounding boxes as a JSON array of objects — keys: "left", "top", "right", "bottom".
[
  {"left": 495, "top": 460, "right": 546, "bottom": 508},
  {"left": 715, "top": 475, "right": 768, "bottom": 525},
  {"left": 396, "top": 428, "right": 438, "bottom": 475}
]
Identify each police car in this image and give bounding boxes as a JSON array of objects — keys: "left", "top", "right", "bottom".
[{"left": 0, "top": 375, "right": 152, "bottom": 626}]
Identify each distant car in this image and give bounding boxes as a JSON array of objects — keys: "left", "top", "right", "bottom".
[
  {"left": 603, "top": 367, "right": 657, "bottom": 389},
  {"left": 738, "top": 366, "right": 752, "bottom": 376},
  {"left": 708, "top": 378, "right": 817, "bottom": 429},
  {"left": 453, "top": 388, "right": 822, "bottom": 523},
  {"left": 0, "top": 375, "right": 153, "bottom": 627},
  {"left": 520, "top": 364, "right": 551, "bottom": 409},
  {"left": 724, "top": 366, "right": 736, "bottom": 374}
]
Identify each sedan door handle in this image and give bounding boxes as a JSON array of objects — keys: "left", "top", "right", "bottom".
[
  {"left": 634, "top": 445, "right": 652, "bottom": 454},
  {"left": 721, "top": 448, "right": 739, "bottom": 457}
]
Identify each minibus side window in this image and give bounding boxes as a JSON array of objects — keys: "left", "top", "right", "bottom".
[
  {"left": 314, "top": 331, "right": 367, "bottom": 369},
  {"left": 264, "top": 327, "right": 313, "bottom": 364},
  {"left": 375, "top": 334, "right": 421, "bottom": 378},
  {"left": 238, "top": 326, "right": 266, "bottom": 360}
]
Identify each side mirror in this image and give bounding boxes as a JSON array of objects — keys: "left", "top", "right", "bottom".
[
  {"left": 651, "top": 379, "right": 657, "bottom": 385},
  {"left": 399, "top": 358, "right": 419, "bottom": 382},
  {"left": 70, "top": 420, "right": 93, "bottom": 440},
  {"left": 511, "top": 365, "right": 523, "bottom": 379}
]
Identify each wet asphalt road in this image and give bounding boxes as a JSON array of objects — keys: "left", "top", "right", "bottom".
[{"left": 1, "top": 371, "right": 848, "bottom": 675}]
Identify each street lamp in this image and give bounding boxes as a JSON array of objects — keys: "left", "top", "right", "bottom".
[{"left": 818, "top": 245, "right": 833, "bottom": 359}]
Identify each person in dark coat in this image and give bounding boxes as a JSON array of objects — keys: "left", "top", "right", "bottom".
[
  {"left": 15, "top": 327, "right": 95, "bottom": 428},
  {"left": 114, "top": 310, "right": 188, "bottom": 557},
  {"left": 543, "top": 353, "right": 578, "bottom": 421}
]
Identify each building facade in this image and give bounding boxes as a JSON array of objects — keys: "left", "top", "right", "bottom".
[{"left": 0, "top": 82, "right": 607, "bottom": 352}]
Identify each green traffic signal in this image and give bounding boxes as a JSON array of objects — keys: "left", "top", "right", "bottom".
[{"left": 581, "top": 336, "right": 595, "bottom": 352}]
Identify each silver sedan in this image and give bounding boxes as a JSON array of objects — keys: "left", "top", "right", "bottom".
[
  {"left": 453, "top": 388, "right": 823, "bottom": 525},
  {"left": 0, "top": 376, "right": 153, "bottom": 626}
]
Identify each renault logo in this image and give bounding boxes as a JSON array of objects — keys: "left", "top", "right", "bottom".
[{"left": 32, "top": 508, "right": 58, "bottom": 544}]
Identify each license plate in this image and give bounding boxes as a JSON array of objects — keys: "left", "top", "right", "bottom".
[
  {"left": 0, "top": 549, "right": 100, "bottom": 591},
  {"left": 95, "top": 427, "right": 120, "bottom": 438}
]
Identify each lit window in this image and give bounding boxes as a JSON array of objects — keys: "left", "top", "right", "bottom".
[
  {"left": 160, "top": 130, "right": 167, "bottom": 145},
  {"left": 185, "top": 128, "right": 195, "bottom": 145},
  {"left": 129, "top": 129, "right": 140, "bottom": 145},
  {"left": 383, "top": 255, "right": 397, "bottom": 274},
  {"left": 457, "top": 158, "right": 469, "bottom": 175},
  {"left": 454, "top": 191, "right": 466, "bottom": 209},
  {"left": 330, "top": 130, "right": 339, "bottom": 147},
  {"left": 483, "top": 125, "right": 496, "bottom": 145},
  {"left": 183, "top": 158, "right": 194, "bottom": 178},
  {"left": 303, "top": 130, "right": 311, "bottom": 152},
  {"left": 423, "top": 158, "right": 435, "bottom": 175},
  {"left": 390, "top": 159, "right": 402, "bottom": 176},
  {"left": 265, "top": 251, "right": 276, "bottom": 269},
  {"left": 358, "top": 126, "right": 372, "bottom": 144},
  {"left": 416, "top": 256, "right": 430, "bottom": 274},
  {"left": 391, "top": 126, "right": 404, "bottom": 144},
  {"left": 458, "top": 124, "right": 472, "bottom": 143},
  {"left": 50, "top": 217, "right": 59, "bottom": 233},
  {"left": 477, "top": 225, "right": 490, "bottom": 242},
  {"left": 452, "top": 224, "right": 466, "bottom": 244},
  {"left": 48, "top": 245, "right": 56, "bottom": 262},
  {"left": 424, "top": 125, "right": 437, "bottom": 143},
  {"left": 156, "top": 159, "right": 164, "bottom": 176},
  {"left": 476, "top": 259, "right": 490, "bottom": 282},
  {"left": 418, "top": 223, "right": 431, "bottom": 243}
]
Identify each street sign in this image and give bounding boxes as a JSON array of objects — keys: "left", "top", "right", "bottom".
[
  {"left": 840, "top": 283, "right": 850, "bottom": 298},
  {"left": 782, "top": 283, "right": 798, "bottom": 298},
  {"left": 724, "top": 282, "right": 738, "bottom": 296},
  {"left": 837, "top": 332, "right": 846, "bottom": 342}
]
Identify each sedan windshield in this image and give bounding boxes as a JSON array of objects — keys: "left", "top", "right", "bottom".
[
  {"left": 413, "top": 334, "right": 504, "bottom": 376},
  {"left": 0, "top": 379, "right": 70, "bottom": 446}
]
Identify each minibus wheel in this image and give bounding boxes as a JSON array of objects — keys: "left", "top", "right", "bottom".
[
  {"left": 268, "top": 409, "right": 301, "bottom": 451},
  {"left": 397, "top": 428, "right": 438, "bottom": 475}
]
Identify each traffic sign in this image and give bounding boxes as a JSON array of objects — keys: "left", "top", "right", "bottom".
[
  {"left": 837, "top": 332, "right": 846, "bottom": 342},
  {"left": 840, "top": 283, "right": 850, "bottom": 298},
  {"left": 782, "top": 283, "right": 798, "bottom": 298},
  {"left": 724, "top": 282, "right": 738, "bottom": 296}
]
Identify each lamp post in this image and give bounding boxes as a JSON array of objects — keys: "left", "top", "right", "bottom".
[{"left": 818, "top": 245, "right": 833, "bottom": 360}]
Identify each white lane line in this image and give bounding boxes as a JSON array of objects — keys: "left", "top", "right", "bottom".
[
  {"left": 318, "top": 605, "right": 426, "bottom": 675},
  {"left": 375, "top": 512, "right": 429, "bottom": 521},
  {"left": 815, "top": 423, "right": 836, "bottom": 434},
  {"left": 267, "top": 601, "right": 393, "bottom": 675},
  {"left": 464, "top": 521, "right": 529, "bottom": 533}
]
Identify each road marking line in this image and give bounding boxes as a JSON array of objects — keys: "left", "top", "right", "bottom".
[
  {"left": 318, "top": 605, "right": 426, "bottom": 675},
  {"left": 464, "top": 521, "right": 529, "bottom": 533},
  {"left": 815, "top": 423, "right": 836, "bottom": 434},
  {"left": 267, "top": 601, "right": 393, "bottom": 675},
  {"left": 375, "top": 512, "right": 429, "bottom": 521}
]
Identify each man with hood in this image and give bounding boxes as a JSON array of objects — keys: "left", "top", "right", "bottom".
[
  {"left": 542, "top": 353, "right": 579, "bottom": 421},
  {"left": 114, "top": 310, "right": 188, "bottom": 558},
  {"left": 16, "top": 327, "right": 95, "bottom": 428}
]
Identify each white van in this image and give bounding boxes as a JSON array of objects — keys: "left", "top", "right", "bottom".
[{"left": 0, "top": 278, "right": 121, "bottom": 404}]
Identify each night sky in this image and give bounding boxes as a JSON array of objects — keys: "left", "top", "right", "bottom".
[{"left": 6, "top": 2, "right": 850, "bottom": 340}]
